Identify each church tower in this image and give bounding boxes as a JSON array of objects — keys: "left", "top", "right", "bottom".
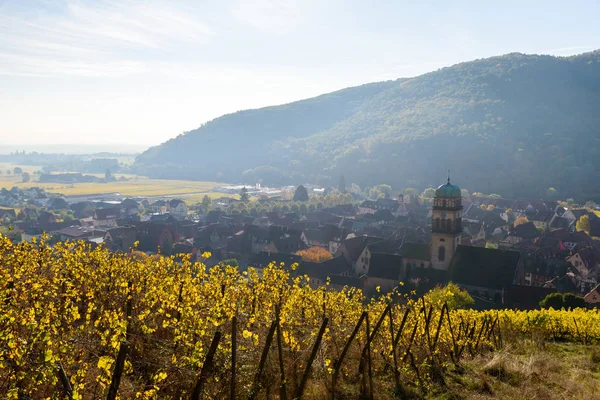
[{"left": 430, "top": 176, "right": 463, "bottom": 270}]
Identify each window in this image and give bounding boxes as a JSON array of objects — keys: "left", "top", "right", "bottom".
[
  {"left": 438, "top": 246, "right": 445, "bottom": 262},
  {"left": 442, "top": 200, "right": 447, "bottom": 208},
  {"left": 435, "top": 218, "right": 440, "bottom": 229},
  {"left": 447, "top": 219, "right": 453, "bottom": 231}
]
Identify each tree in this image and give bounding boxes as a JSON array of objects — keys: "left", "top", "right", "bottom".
[
  {"left": 293, "top": 185, "right": 309, "bottom": 202},
  {"left": 487, "top": 204, "right": 495, "bottom": 211},
  {"left": 425, "top": 283, "right": 474, "bottom": 309},
  {"left": 6, "top": 170, "right": 11, "bottom": 175},
  {"left": 240, "top": 187, "right": 250, "bottom": 203},
  {"left": 219, "top": 258, "right": 239, "bottom": 267},
  {"left": 422, "top": 188, "right": 436, "bottom": 198},
  {"left": 546, "top": 187, "right": 559, "bottom": 200},
  {"left": 21, "top": 172, "right": 30, "bottom": 183},
  {"left": 514, "top": 215, "right": 529, "bottom": 227},
  {"left": 539, "top": 293, "right": 564, "bottom": 309},
  {"left": 576, "top": 215, "right": 591, "bottom": 234},
  {"left": 296, "top": 247, "right": 333, "bottom": 262},
  {"left": 105, "top": 169, "right": 115, "bottom": 182},
  {"left": 13, "top": 167, "right": 22, "bottom": 175},
  {"left": 562, "top": 293, "right": 586, "bottom": 309},
  {"left": 201, "top": 195, "right": 212, "bottom": 213},
  {"left": 338, "top": 175, "right": 346, "bottom": 193},
  {"left": 460, "top": 189, "right": 470, "bottom": 198},
  {"left": 540, "top": 293, "right": 585, "bottom": 309}
]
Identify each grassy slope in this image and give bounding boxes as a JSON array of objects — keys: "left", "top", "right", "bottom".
[{"left": 301, "top": 341, "right": 600, "bottom": 399}]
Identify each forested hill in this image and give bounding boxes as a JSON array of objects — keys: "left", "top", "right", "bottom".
[{"left": 134, "top": 51, "right": 600, "bottom": 200}]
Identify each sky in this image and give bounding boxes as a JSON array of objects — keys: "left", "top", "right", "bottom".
[{"left": 0, "top": 0, "right": 599, "bottom": 149}]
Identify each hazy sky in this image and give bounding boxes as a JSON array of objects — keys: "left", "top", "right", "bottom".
[{"left": 1, "top": 0, "right": 599, "bottom": 148}]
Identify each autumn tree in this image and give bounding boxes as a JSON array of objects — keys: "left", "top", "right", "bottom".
[
  {"left": 514, "top": 215, "right": 530, "bottom": 227},
  {"left": 296, "top": 247, "right": 333, "bottom": 262},
  {"left": 576, "top": 215, "right": 591, "bottom": 234}
]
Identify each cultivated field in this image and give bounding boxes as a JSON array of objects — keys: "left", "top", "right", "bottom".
[{"left": 0, "top": 162, "right": 233, "bottom": 202}]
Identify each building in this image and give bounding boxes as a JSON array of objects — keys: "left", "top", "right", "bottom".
[{"left": 430, "top": 177, "right": 463, "bottom": 270}]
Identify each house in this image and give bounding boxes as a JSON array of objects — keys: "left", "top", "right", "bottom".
[
  {"left": 47, "top": 197, "right": 69, "bottom": 210},
  {"left": 565, "top": 246, "right": 600, "bottom": 293},
  {"left": 168, "top": 199, "right": 188, "bottom": 220},
  {"left": 249, "top": 251, "right": 302, "bottom": 276},
  {"left": 93, "top": 207, "right": 119, "bottom": 228},
  {"left": 363, "top": 252, "right": 404, "bottom": 294},
  {"left": 104, "top": 226, "right": 137, "bottom": 252},
  {"left": 0, "top": 208, "right": 16, "bottom": 223},
  {"left": 399, "top": 243, "right": 432, "bottom": 274},
  {"left": 134, "top": 222, "right": 176, "bottom": 254},
  {"left": 584, "top": 284, "right": 600, "bottom": 304},
  {"left": 335, "top": 235, "right": 383, "bottom": 267},
  {"left": 120, "top": 199, "right": 140, "bottom": 217},
  {"left": 151, "top": 200, "right": 168, "bottom": 214},
  {"left": 448, "top": 246, "right": 523, "bottom": 304},
  {"left": 37, "top": 210, "right": 58, "bottom": 224},
  {"left": 50, "top": 225, "right": 105, "bottom": 242},
  {"left": 296, "top": 256, "right": 352, "bottom": 288}
]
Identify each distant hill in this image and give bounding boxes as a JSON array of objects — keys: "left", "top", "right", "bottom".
[{"left": 134, "top": 51, "right": 600, "bottom": 200}]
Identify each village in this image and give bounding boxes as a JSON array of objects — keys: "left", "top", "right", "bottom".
[{"left": 2, "top": 177, "right": 600, "bottom": 310}]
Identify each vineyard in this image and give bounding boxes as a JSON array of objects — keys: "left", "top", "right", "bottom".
[{"left": 1, "top": 234, "right": 600, "bottom": 399}]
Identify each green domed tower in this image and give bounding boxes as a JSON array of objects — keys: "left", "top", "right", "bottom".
[{"left": 430, "top": 176, "right": 463, "bottom": 270}]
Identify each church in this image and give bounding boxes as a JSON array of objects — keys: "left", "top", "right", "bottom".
[{"left": 359, "top": 177, "right": 524, "bottom": 303}]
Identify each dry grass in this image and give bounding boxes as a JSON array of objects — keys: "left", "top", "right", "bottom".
[{"left": 428, "top": 341, "right": 600, "bottom": 400}]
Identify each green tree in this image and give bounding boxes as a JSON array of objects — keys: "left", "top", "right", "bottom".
[
  {"left": 293, "top": 185, "right": 309, "bottom": 202},
  {"left": 240, "top": 187, "right": 250, "bottom": 203},
  {"left": 539, "top": 293, "right": 564, "bottom": 309},
  {"left": 104, "top": 169, "right": 115, "bottom": 182},
  {"left": 201, "top": 195, "right": 212, "bottom": 213},
  {"left": 338, "top": 175, "right": 346, "bottom": 193},
  {"left": 13, "top": 167, "right": 22, "bottom": 175},
  {"left": 562, "top": 293, "right": 586, "bottom": 309},
  {"left": 21, "top": 172, "right": 30, "bottom": 183},
  {"left": 576, "top": 215, "right": 591, "bottom": 234}
]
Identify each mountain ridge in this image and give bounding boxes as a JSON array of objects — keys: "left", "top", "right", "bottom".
[{"left": 134, "top": 50, "right": 600, "bottom": 200}]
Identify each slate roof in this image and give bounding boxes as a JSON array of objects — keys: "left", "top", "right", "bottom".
[
  {"left": 399, "top": 242, "right": 431, "bottom": 261},
  {"left": 120, "top": 198, "right": 139, "bottom": 208},
  {"left": 513, "top": 222, "right": 539, "bottom": 240},
  {"left": 550, "top": 216, "right": 574, "bottom": 230},
  {"left": 52, "top": 225, "right": 104, "bottom": 239},
  {"left": 296, "top": 256, "right": 351, "bottom": 279},
  {"left": 94, "top": 207, "right": 119, "bottom": 220},
  {"left": 449, "top": 245, "right": 521, "bottom": 290},
  {"left": 339, "top": 235, "right": 383, "bottom": 262},
  {"left": 329, "top": 274, "right": 365, "bottom": 289},
  {"left": 0, "top": 209, "right": 16, "bottom": 219},
  {"left": 368, "top": 253, "right": 403, "bottom": 280}
]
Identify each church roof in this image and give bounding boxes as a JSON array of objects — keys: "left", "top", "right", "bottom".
[{"left": 435, "top": 178, "right": 461, "bottom": 199}]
